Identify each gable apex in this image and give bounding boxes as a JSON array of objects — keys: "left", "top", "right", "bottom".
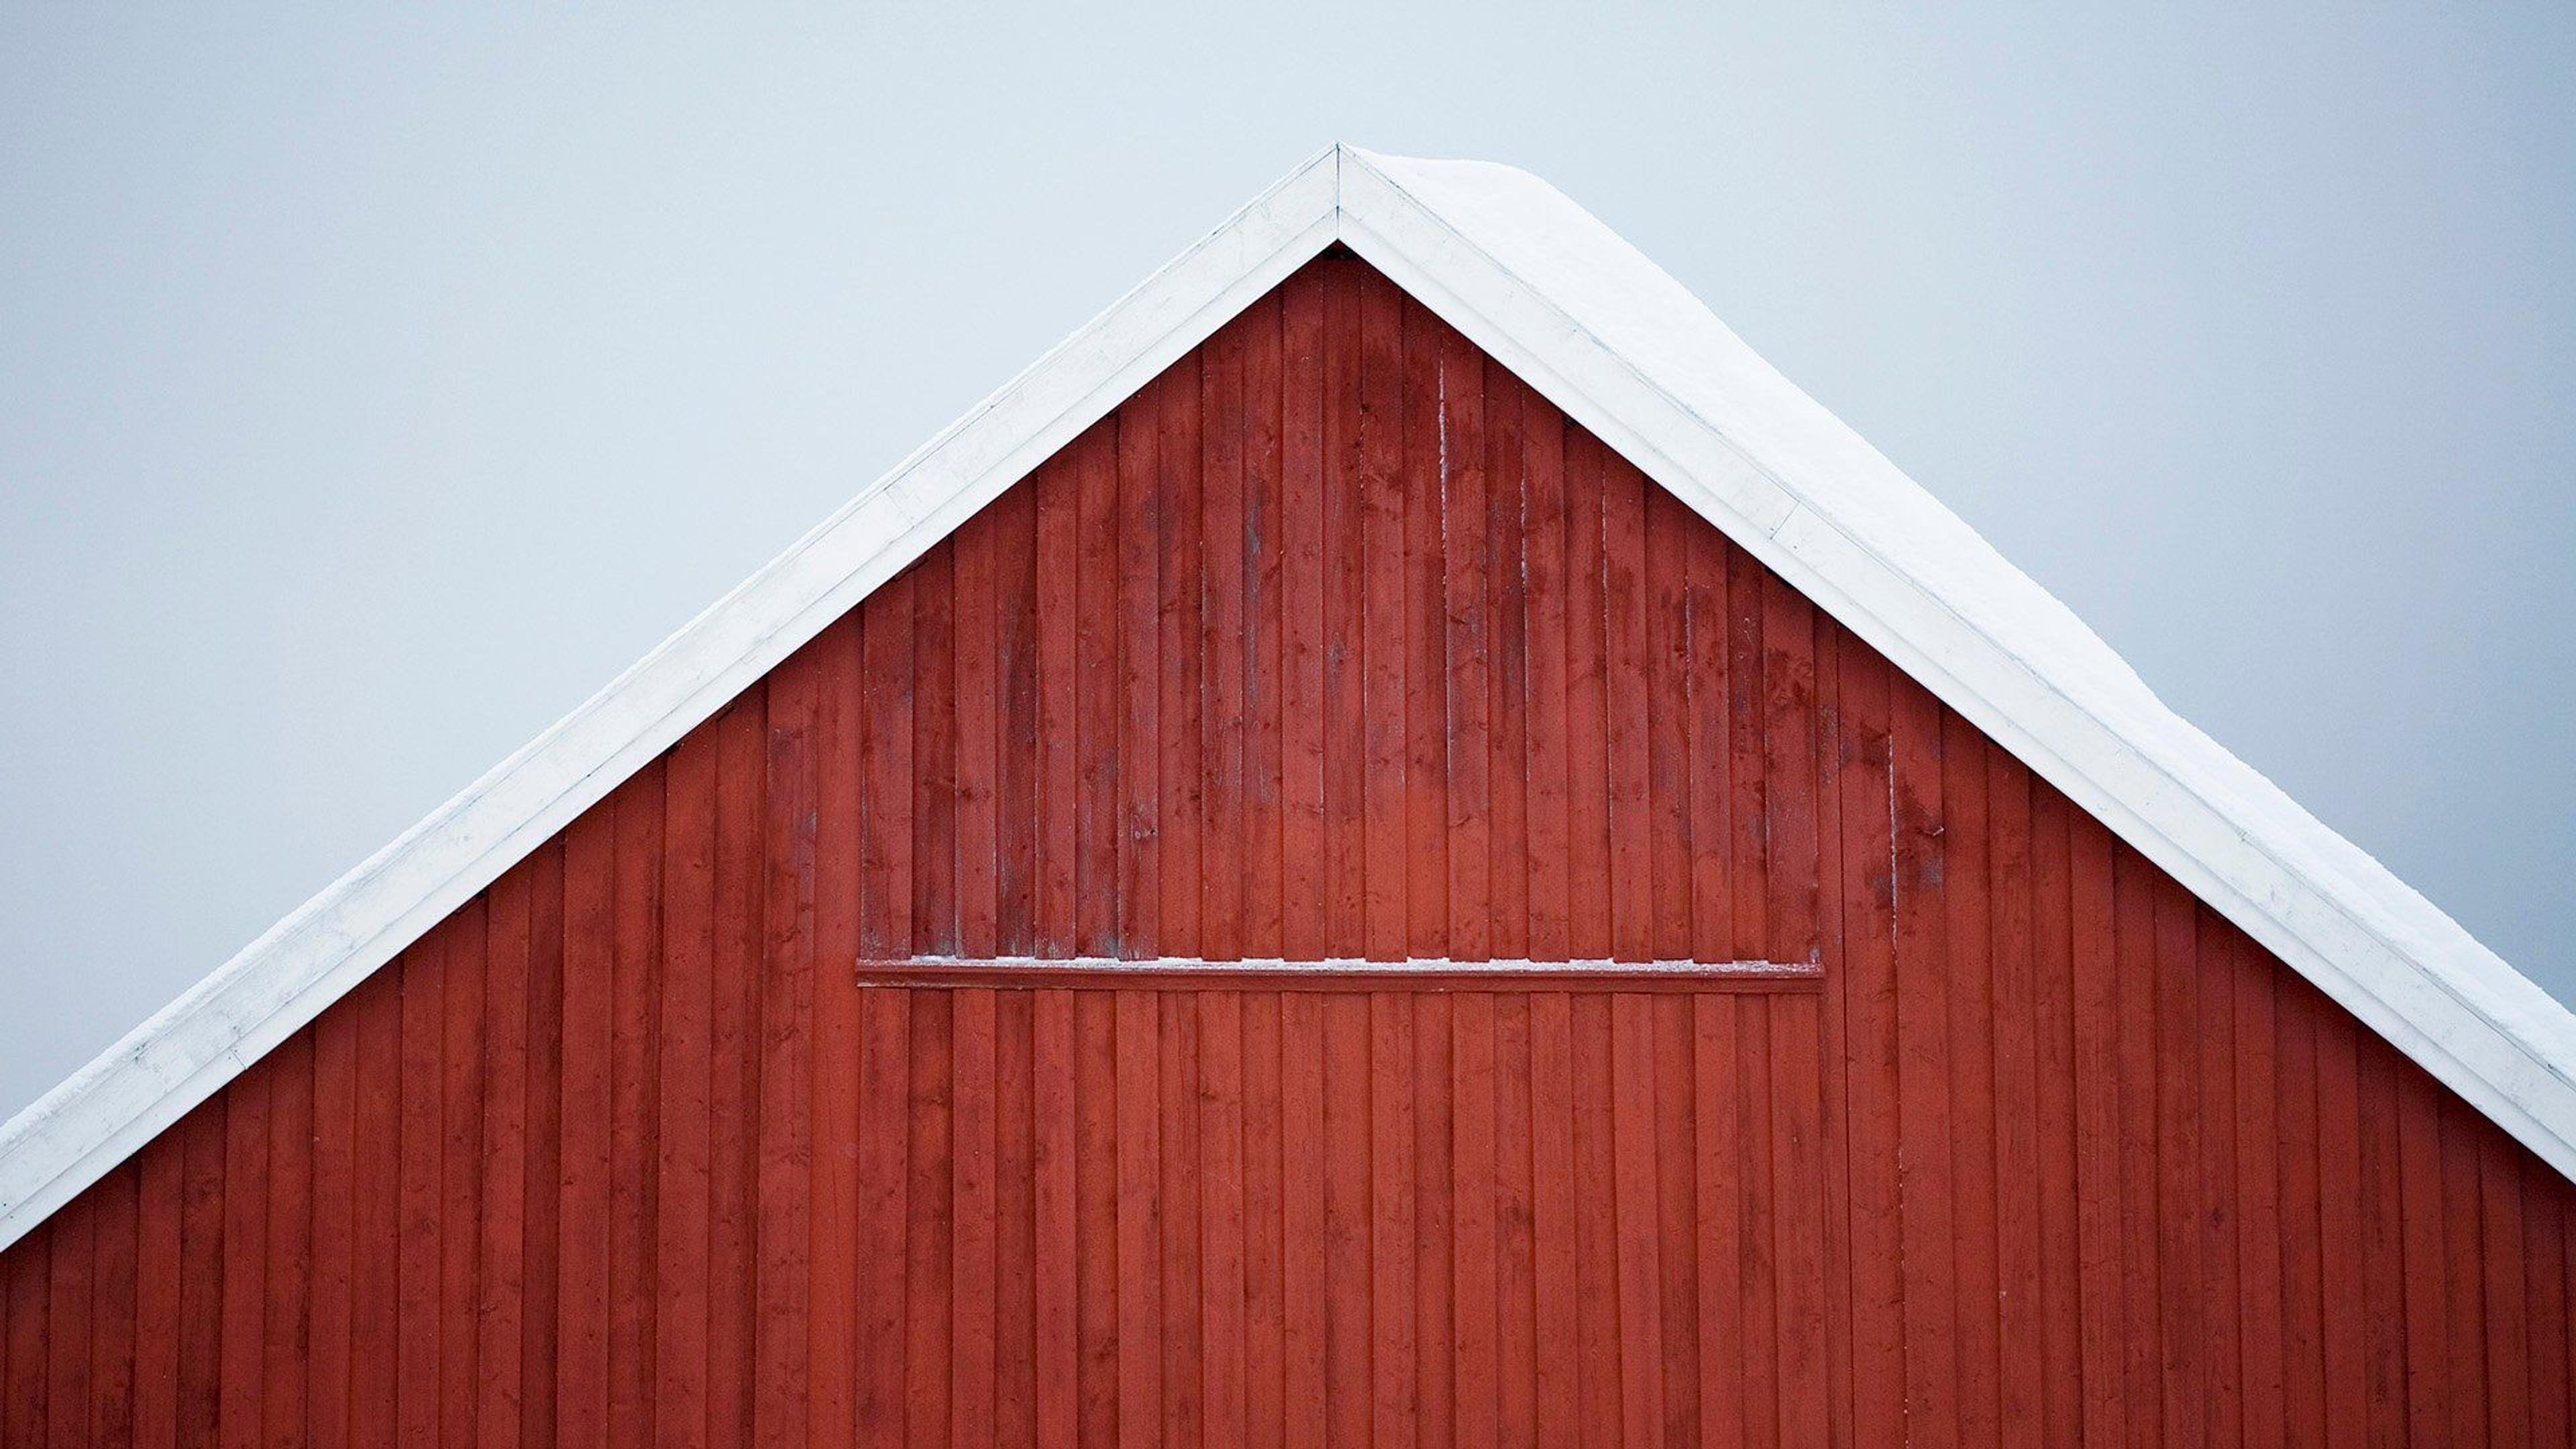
[{"left": 2, "top": 144, "right": 2566, "bottom": 1252}]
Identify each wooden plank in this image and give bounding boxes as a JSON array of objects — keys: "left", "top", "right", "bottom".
[
  {"left": 608, "top": 765, "right": 665, "bottom": 1449},
  {"left": 1370, "top": 991, "right": 1421, "bottom": 1449},
  {"left": 478, "top": 864, "right": 533, "bottom": 1449},
  {"left": 1521, "top": 393, "right": 1571, "bottom": 965},
  {"left": 2025, "top": 786, "right": 2084, "bottom": 1446},
  {"left": 178, "top": 1081, "right": 229, "bottom": 1448},
  {"left": 2524, "top": 1155, "right": 2572, "bottom": 1448},
  {"left": 860, "top": 570, "right": 916, "bottom": 962},
  {"left": 1987, "top": 749, "right": 2047, "bottom": 1449},
  {"left": 1114, "top": 989, "right": 1164, "bottom": 1447},
  {"left": 951, "top": 987, "right": 1000, "bottom": 1447},
  {"left": 2067, "top": 813, "right": 2127, "bottom": 1445},
  {"left": 1651, "top": 998, "right": 1702, "bottom": 1449},
  {"left": 1244, "top": 292, "right": 1289, "bottom": 960},
  {"left": 347, "top": 965, "right": 403, "bottom": 1449},
  {"left": 1737, "top": 985, "right": 1782, "bottom": 1448},
  {"left": 995, "top": 460, "right": 1042, "bottom": 957},
  {"left": 1322, "top": 991, "right": 1372, "bottom": 1448},
  {"left": 431, "top": 908, "right": 484, "bottom": 1446},
  {"left": 1607, "top": 994, "right": 1666, "bottom": 1448},
  {"left": 1205, "top": 314, "right": 1250, "bottom": 966},
  {"left": 753, "top": 647, "right": 816, "bottom": 1449},
  {"left": 1281, "top": 991, "right": 1330, "bottom": 1449},
  {"left": 1693, "top": 995, "right": 1748, "bottom": 1449},
  {"left": 2482, "top": 1120, "right": 2534, "bottom": 1446},
  {"left": 2393, "top": 1053, "right": 2450, "bottom": 1444},
  {"left": 1074, "top": 991, "right": 1120, "bottom": 1448},
  {"left": 231, "top": 1065, "right": 282, "bottom": 1449},
  {"left": 1494, "top": 994, "right": 1542, "bottom": 1449},
  {"left": 651, "top": 732, "right": 714, "bottom": 1449},
  {"left": 861, "top": 959, "right": 1819, "bottom": 995},
  {"left": 853, "top": 985, "right": 912, "bottom": 1447},
  {"left": 1118, "top": 354, "right": 1163, "bottom": 961},
  {"left": 1242, "top": 991, "right": 1289, "bottom": 1449},
  {"left": 705, "top": 706, "right": 761, "bottom": 1448},
  {"left": 958, "top": 493, "right": 1004, "bottom": 961},
  {"left": 808, "top": 613, "right": 870, "bottom": 1444},
  {"left": 1448, "top": 991, "right": 1503, "bottom": 1446},
  {"left": 260, "top": 1031, "right": 314, "bottom": 1449},
  {"left": 1941, "top": 718, "right": 2001, "bottom": 1449},
  {"left": 2109, "top": 850, "right": 2163, "bottom": 1448},
  {"left": 1807, "top": 618, "right": 1854, "bottom": 1449},
  {"left": 2229, "top": 927, "right": 2287, "bottom": 1448},
  {"left": 2439, "top": 1093, "right": 2491, "bottom": 1446},
  {"left": 1201, "top": 991, "right": 1250, "bottom": 1444},
  {"left": 6, "top": 1218, "right": 46, "bottom": 1449},
  {"left": 86, "top": 1163, "right": 140, "bottom": 1447},
  {"left": 1683, "top": 509, "right": 1732, "bottom": 964},
  {"left": 1642, "top": 478, "right": 1693, "bottom": 964},
  {"left": 1725, "top": 547, "right": 1768, "bottom": 963},
  {"left": 903, "top": 991, "right": 955, "bottom": 1446},
  {"left": 125, "top": 1075, "right": 179, "bottom": 1446},
  {"left": 1444, "top": 324, "right": 1494, "bottom": 963},
  {"left": 395, "top": 936, "right": 441, "bottom": 1444},
  {"left": 1834, "top": 643, "right": 1904, "bottom": 1437},
  {"left": 1760, "top": 573, "right": 1821, "bottom": 969},
  {"left": 913, "top": 543, "right": 961, "bottom": 959},
  {"left": 1156, "top": 359, "right": 1203, "bottom": 962},
  {"left": 1279, "top": 265, "right": 1330, "bottom": 961},
  {"left": 1414, "top": 992, "right": 1457, "bottom": 1449},
  {"left": 1399, "top": 299, "right": 1450, "bottom": 965},
  {"left": 2149, "top": 875, "right": 2204, "bottom": 1449},
  {"left": 1157, "top": 993, "right": 1204, "bottom": 1448},
  {"left": 995, "top": 989, "right": 1040, "bottom": 1448},
  {"left": 1320, "top": 262, "right": 1368, "bottom": 961},
  {"left": 1569, "top": 995, "right": 1622, "bottom": 1449},
  {"left": 1073, "top": 418, "right": 1120, "bottom": 959},
  {"left": 2314, "top": 1008, "right": 2367, "bottom": 1446},
  {"left": 1032, "top": 988, "right": 1079, "bottom": 1449},
  {"left": 2188, "top": 906, "right": 2242, "bottom": 1449},
  {"left": 1772, "top": 992, "right": 1832, "bottom": 1449},
  {"left": 2354, "top": 1034, "right": 2408, "bottom": 1449},
  {"left": 1562, "top": 431, "right": 1611, "bottom": 965},
  {"left": 45, "top": 1181, "right": 93, "bottom": 1449},
  {"left": 1035, "top": 451, "right": 1081, "bottom": 959},
  {"left": 2275, "top": 975, "right": 2327, "bottom": 1448},
  {"left": 1359, "top": 270, "right": 1409, "bottom": 962},
  {"left": 1888, "top": 676, "right": 1959, "bottom": 1448},
  {"left": 1599, "top": 456, "right": 1651, "bottom": 964},
  {"left": 1483, "top": 366, "right": 1531, "bottom": 963}
]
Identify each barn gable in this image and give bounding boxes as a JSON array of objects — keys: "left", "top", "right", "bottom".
[{"left": 4, "top": 146, "right": 2573, "bottom": 1444}]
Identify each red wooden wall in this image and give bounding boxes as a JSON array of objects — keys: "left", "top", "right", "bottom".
[{"left": 5, "top": 253, "right": 2575, "bottom": 1446}]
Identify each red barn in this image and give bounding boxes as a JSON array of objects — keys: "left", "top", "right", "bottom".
[{"left": 4, "top": 146, "right": 2572, "bottom": 1447}]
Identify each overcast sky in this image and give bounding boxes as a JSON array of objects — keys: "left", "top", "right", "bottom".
[{"left": 3, "top": 4, "right": 2569, "bottom": 1122}]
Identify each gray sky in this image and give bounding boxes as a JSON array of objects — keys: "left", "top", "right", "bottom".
[{"left": 3, "top": 4, "right": 2569, "bottom": 1123}]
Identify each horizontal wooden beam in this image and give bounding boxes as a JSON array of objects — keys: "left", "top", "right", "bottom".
[{"left": 853, "top": 957, "right": 1823, "bottom": 995}]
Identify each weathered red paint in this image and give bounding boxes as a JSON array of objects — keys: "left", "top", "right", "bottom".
[{"left": 5, "top": 255, "right": 2571, "bottom": 1446}]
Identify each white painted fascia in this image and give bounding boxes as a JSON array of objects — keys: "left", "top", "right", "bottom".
[{"left": 5, "top": 142, "right": 2568, "bottom": 1254}]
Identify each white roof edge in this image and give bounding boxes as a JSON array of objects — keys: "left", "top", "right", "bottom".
[{"left": 3, "top": 143, "right": 2567, "bottom": 1251}]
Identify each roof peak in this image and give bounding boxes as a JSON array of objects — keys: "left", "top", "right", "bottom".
[{"left": 3, "top": 147, "right": 2564, "bottom": 1252}]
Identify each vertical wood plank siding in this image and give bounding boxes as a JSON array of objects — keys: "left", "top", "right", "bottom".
[{"left": 6, "top": 255, "right": 2573, "bottom": 1446}]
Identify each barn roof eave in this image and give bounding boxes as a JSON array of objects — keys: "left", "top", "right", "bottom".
[{"left": 4, "top": 142, "right": 2567, "bottom": 1251}]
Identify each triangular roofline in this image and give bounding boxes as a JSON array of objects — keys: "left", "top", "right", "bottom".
[{"left": 6, "top": 144, "right": 2569, "bottom": 1250}]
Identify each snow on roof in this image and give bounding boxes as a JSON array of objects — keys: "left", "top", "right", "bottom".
[{"left": 4, "top": 144, "right": 2569, "bottom": 1250}]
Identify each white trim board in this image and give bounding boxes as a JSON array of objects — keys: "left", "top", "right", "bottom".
[{"left": 4, "top": 143, "right": 2569, "bottom": 1251}]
